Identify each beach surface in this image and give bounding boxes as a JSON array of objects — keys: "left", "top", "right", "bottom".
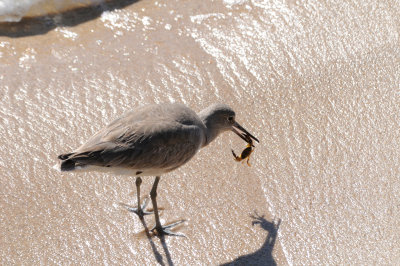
[{"left": 1, "top": 0, "right": 400, "bottom": 264}]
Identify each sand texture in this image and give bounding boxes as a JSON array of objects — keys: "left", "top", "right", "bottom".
[{"left": 1, "top": 0, "right": 400, "bottom": 264}]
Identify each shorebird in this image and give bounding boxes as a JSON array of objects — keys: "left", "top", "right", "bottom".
[{"left": 55, "top": 103, "right": 259, "bottom": 235}]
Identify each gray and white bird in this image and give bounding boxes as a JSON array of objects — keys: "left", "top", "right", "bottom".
[{"left": 55, "top": 103, "right": 259, "bottom": 235}]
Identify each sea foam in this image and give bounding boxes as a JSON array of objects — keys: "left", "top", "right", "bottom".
[{"left": 0, "top": 0, "right": 103, "bottom": 22}]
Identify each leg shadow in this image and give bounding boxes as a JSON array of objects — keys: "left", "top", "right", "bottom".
[
  {"left": 221, "top": 212, "right": 281, "bottom": 266},
  {"left": 139, "top": 217, "right": 180, "bottom": 266},
  {"left": 137, "top": 217, "right": 166, "bottom": 266},
  {"left": 137, "top": 213, "right": 181, "bottom": 266},
  {"left": 0, "top": 0, "right": 140, "bottom": 37},
  {"left": 159, "top": 234, "right": 174, "bottom": 266},
  {"left": 121, "top": 202, "right": 179, "bottom": 266}
]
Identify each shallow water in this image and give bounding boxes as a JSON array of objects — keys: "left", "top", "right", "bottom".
[{"left": 1, "top": 0, "right": 400, "bottom": 264}]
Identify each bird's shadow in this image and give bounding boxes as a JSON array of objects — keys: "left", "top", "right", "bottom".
[
  {"left": 221, "top": 212, "right": 281, "bottom": 266},
  {"left": 0, "top": 0, "right": 140, "bottom": 38}
]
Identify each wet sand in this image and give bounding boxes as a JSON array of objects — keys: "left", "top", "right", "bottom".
[{"left": 1, "top": 0, "right": 400, "bottom": 264}]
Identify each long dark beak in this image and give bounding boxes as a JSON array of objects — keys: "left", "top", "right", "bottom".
[{"left": 232, "top": 122, "right": 259, "bottom": 145}]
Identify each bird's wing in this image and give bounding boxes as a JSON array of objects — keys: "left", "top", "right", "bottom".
[{"left": 64, "top": 113, "right": 204, "bottom": 171}]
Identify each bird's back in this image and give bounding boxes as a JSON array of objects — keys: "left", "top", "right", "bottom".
[{"left": 57, "top": 103, "right": 206, "bottom": 174}]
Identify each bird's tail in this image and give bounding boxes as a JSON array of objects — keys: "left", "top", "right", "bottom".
[
  {"left": 54, "top": 151, "right": 99, "bottom": 172},
  {"left": 55, "top": 153, "right": 77, "bottom": 172}
]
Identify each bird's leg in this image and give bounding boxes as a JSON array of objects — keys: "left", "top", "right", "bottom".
[
  {"left": 150, "top": 176, "right": 185, "bottom": 237},
  {"left": 150, "top": 176, "right": 162, "bottom": 229},
  {"left": 135, "top": 177, "right": 147, "bottom": 216},
  {"left": 246, "top": 156, "right": 252, "bottom": 167},
  {"left": 127, "top": 176, "right": 152, "bottom": 218}
]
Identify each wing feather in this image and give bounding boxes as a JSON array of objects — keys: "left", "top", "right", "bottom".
[{"left": 63, "top": 104, "right": 205, "bottom": 172}]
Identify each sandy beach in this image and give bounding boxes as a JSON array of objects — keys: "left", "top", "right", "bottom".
[{"left": 1, "top": 0, "right": 399, "bottom": 264}]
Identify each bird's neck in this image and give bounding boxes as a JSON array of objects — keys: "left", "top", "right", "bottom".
[{"left": 199, "top": 115, "right": 220, "bottom": 147}]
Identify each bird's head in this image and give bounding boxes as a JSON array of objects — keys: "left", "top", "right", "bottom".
[{"left": 200, "top": 103, "right": 259, "bottom": 146}]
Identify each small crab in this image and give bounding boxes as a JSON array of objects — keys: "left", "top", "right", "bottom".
[{"left": 231, "top": 133, "right": 254, "bottom": 167}]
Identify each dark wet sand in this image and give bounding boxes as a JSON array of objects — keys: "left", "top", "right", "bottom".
[{"left": 1, "top": 0, "right": 400, "bottom": 264}]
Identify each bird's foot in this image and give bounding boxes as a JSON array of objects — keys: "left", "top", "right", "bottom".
[
  {"left": 151, "top": 220, "right": 186, "bottom": 237},
  {"left": 126, "top": 197, "right": 153, "bottom": 218}
]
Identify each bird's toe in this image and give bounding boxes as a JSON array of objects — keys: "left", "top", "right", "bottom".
[
  {"left": 126, "top": 197, "right": 153, "bottom": 218},
  {"left": 151, "top": 220, "right": 186, "bottom": 237}
]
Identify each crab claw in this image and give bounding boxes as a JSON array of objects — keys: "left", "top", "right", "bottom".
[{"left": 231, "top": 149, "right": 238, "bottom": 159}]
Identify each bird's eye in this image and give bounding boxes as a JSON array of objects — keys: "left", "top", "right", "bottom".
[{"left": 228, "top": 116, "right": 234, "bottom": 122}]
